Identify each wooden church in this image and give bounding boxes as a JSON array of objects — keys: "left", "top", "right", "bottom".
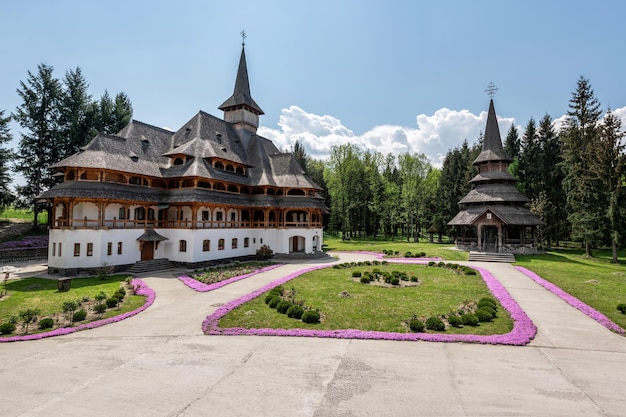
[
  {"left": 448, "top": 99, "right": 544, "bottom": 254},
  {"left": 38, "top": 43, "right": 326, "bottom": 275}
]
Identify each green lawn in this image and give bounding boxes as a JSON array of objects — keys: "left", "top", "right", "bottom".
[
  {"left": 515, "top": 248, "right": 626, "bottom": 330},
  {"left": 0, "top": 208, "right": 48, "bottom": 224},
  {"left": 323, "top": 234, "right": 468, "bottom": 261},
  {"left": 220, "top": 263, "right": 513, "bottom": 335},
  {"left": 0, "top": 275, "right": 143, "bottom": 337}
]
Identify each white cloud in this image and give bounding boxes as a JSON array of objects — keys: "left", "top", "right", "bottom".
[{"left": 259, "top": 105, "right": 517, "bottom": 168}]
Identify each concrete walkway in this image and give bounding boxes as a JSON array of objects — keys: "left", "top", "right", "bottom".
[{"left": 1, "top": 254, "right": 626, "bottom": 416}]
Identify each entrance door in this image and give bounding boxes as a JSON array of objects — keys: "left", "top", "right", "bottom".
[
  {"left": 292, "top": 237, "right": 299, "bottom": 252},
  {"left": 483, "top": 226, "right": 497, "bottom": 252},
  {"left": 141, "top": 241, "right": 155, "bottom": 261}
]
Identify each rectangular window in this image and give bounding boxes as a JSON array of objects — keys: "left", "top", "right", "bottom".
[
  {"left": 179, "top": 240, "right": 187, "bottom": 252},
  {"left": 244, "top": 238, "right": 249, "bottom": 248},
  {"left": 58, "top": 243, "right": 62, "bottom": 257},
  {"left": 107, "top": 242, "right": 112, "bottom": 256},
  {"left": 117, "top": 242, "right": 123, "bottom": 255},
  {"left": 203, "top": 239, "right": 210, "bottom": 252},
  {"left": 52, "top": 242, "right": 56, "bottom": 257},
  {"left": 230, "top": 212, "right": 236, "bottom": 222},
  {"left": 232, "top": 238, "right": 238, "bottom": 249},
  {"left": 87, "top": 243, "right": 93, "bottom": 257},
  {"left": 260, "top": 238, "right": 263, "bottom": 244},
  {"left": 74, "top": 243, "right": 80, "bottom": 257},
  {"left": 202, "top": 210, "right": 209, "bottom": 221},
  {"left": 218, "top": 239, "right": 225, "bottom": 250}
]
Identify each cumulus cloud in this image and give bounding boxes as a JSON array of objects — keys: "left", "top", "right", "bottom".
[{"left": 259, "top": 105, "right": 516, "bottom": 168}]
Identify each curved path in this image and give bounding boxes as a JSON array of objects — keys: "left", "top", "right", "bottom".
[{"left": 1, "top": 253, "right": 626, "bottom": 416}]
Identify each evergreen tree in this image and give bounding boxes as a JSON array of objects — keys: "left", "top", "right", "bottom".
[
  {"left": 291, "top": 140, "right": 308, "bottom": 172},
  {"left": 90, "top": 90, "right": 132, "bottom": 136},
  {"left": 560, "top": 76, "right": 603, "bottom": 255},
  {"left": 58, "top": 67, "right": 92, "bottom": 159},
  {"left": 12, "top": 63, "right": 62, "bottom": 225},
  {"left": 0, "top": 110, "right": 15, "bottom": 210},
  {"left": 591, "top": 109, "right": 625, "bottom": 263},
  {"left": 111, "top": 92, "right": 133, "bottom": 133},
  {"left": 518, "top": 117, "right": 542, "bottom": 200},
  {"left": 504, "top": 123, "right": 521, "bottom": 159}
]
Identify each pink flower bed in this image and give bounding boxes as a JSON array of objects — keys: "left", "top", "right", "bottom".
[
  {"left": 515, "top": 266, "right": 624, "bottom": 334},
  {"left": 202, "top": 263, "right": 537, "bottom": 345},
  {"left": 177, "top": 264, "right": 284, "bottom": 292},
  {"left": 0, "top": 278, "right": 155, "bottom": 343}
]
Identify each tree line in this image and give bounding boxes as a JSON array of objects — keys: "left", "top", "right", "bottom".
[
  {"left": 0, "top": 63, "right": 132, "bottom": 224},
  {"left": 295, "top": 77, "right": 625, "bottom": 261}
]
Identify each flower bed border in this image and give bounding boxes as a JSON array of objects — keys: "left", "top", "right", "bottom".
[
  {"left": 177, "top": 264, "right": 284, "bottom": 292},
  {"left": 202, "top": 261, "right": 537, "bottom": 345},
  {"left": 0, "top": 278, "right": 155, "bottom": 342},
  {"left": 515, "top": 266, "right": 624, "bottom": 334}
]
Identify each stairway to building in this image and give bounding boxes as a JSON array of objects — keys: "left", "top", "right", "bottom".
[
  {"left": 126, "top": 258, "right": 176, "bottom": 275},
  {"left": 468, "top": 251, "right": 515, "bottom": 263}
]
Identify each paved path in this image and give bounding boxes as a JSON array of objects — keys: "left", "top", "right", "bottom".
[{"left": 1, "top": 254, "right": 626, "bottom": 416}]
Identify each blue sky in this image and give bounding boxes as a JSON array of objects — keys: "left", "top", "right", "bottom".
[{"left": 2, "top": 0, "right": 625, "bottom": 171}]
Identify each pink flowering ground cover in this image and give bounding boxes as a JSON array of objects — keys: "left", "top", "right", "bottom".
[
  {"left": 203, "top": 263, "right": 537, "bottom": 345},
  {"left": 515, "top": 266, "right": 624, "bottom": 334},
  {"left": 0, "top": 278, "right": 155, "bottom": 343},
  {"left": 177, "top": 264, "right": 283, "bottom": 292}
]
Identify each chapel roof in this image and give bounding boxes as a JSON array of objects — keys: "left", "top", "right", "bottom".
[
  {"left": 218, "top": 46, "right": 264, "bottom": 115},
  {"left": 472, "top": 99, "right": 513, "bottom": 165}
]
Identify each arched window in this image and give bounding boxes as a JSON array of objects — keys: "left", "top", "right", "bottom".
[
  {"left": 232, "top": 238, "right": 238, "bottom": 249},
  {"left": 213, "top": 182, "right": 226, "bottom": 191},
  {"left": 227, "top": 184, "right": 238, "bottom": 193},
  {"left": 119, "top": 207, "right": 127, "bottom": 220},
  {"left": 203, "top": 239, "right": 210, "bottom": 252},
  {"left": 244, "top": 237, "right": 249, "bottom": 248},
  {"left": 287, "top": 189, "right": 306, "bottom": 196},
  {"left": 225, "top": 164, "right": 234, "bottom": 172},
  {"left": 173, "top": 157, "right": 184, "bottom": 165},
  {"left": 214, "top": 161, "right": 224, "bottom": 170},
  {"left": 236, "top": 167, "right": 244, "bottom": 175},
  {"left": 134, "top": 207, "right": 145, "bottom": 220},
  {"left": 218, "top": 239, "right": 225, "bottom": 250},
  {"left": 179, "top": 240, "right": 187, "bottom": 252}
]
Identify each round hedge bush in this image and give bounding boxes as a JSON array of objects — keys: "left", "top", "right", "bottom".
[
  {"left": 93, "top": 303, "right": 107, "bottom": 314},
  {"left": 267, "top": 296, "right": 281, "bottom": 309},
  {"left": 72, "top": 309, "right": 87, "bottom": 322},
  {"left": 478, "top": 297, "right": 497, "bottom": 309},
  {"left": 105, "top": 297, "right": 119, "bottom": 308},
  {"left": 425, "top": 316, "right": 445, "bottom": 331},
  {"left": 360, "top": 276, "right": 370, "bottom": 284},
  {"left": 352, "top": 271, "right": 362, "bottom": 278},
  {"left": 447, "top": 314, "right": 462, "bottom": 328},
  {"left": 38, "top": 317, "right": 54, "bottom": 329},
  {"left": 461, "top": 313, "right": 479, "bottom": 326},
  {"left": 617, "top": 303, "right": 626, "bottom": 314},
  {"left": 301, "top": 310, "right": 320, "bottom": 324},
  {"left": 390, "top": 277, "right": 400, "bottom": 286},
  {"left": 286, "top": 305, "right": 304, "bottom": 319},
  {"left": 479, "top": 305, "right": 497, "bottom": 318},
  {"left": 264, "top": 294, "right": 275, "bottom": 304},
  {"left": 0, "top": 322, "right": 17, "bottom": 334},
  {"left": 409, "top": 319, "right": 424, "bottom": 332},
  {"left": 276, "top": 300, "right": 292, "bottom": 314},
  {"left": 475, "top": 308, "right": 494, "bottom": 322}
]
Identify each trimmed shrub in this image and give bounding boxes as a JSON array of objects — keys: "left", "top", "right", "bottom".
[
  {"left": 447, "top": 314, "right": 462, "bottom": 328},
  {"left": 479, "top": 305, "right": 497, "bottom": 318},
  {"left": 0, "top": 322, "right": 17, "bottom": 334},
  {"left": 255, "top": 244, "right": 274, "bottom": 261},
  {"left": 264, "top": 294, "right": 276, "bottom": 304},
  {"left": 301, "top": 310, "right": 321, "bottom": 324},
  {"left": 475, "top": 308, "right": 494, "bottom": 322},
  {"left": 410, "top": 276, "right": 419, "bottom": 282},
  {"left": 276, "top": 300, "right": 292, "bottom": 314},
  {"left": 617, "top": 303, "right": 626, "bottom": 314},
  {"left": 93, "top": 303, "right": 107, "bottom": 314},
  {"left": 425, "top": 316, "right": 445, "bottom": 331},
  {"left": 72, "top": 309, "right": 87, "bottom": 322},
  {"left": 463, "top": 267, "right": 477, "bottom": 276},
  {"left": 409, "top": 319, "right": 424, "bottom": 332},
  {"left": 428, "top": 261, "right": 436, "bottom": 267},
  {"left": 478, "top": 298, "right": 497, "bottom": 310},
  {"left": 38, "top": 318, "right": 54, "bottom": 329},
  {"left": 360, "top": 276, "right": 370, "bottom": 284},
  {"left": 372, "top": 260, "right": 380, "bottom": 265},
  {"left": 437, "top": 261, "right": 445, "bottom": 267},
  {"left": 273, "top": 285, "right": 285, "bottom": 296},
  {"left": 286, "top": 305, "right": 304, "bottom": 319},
  {"left": 461, "top": 313, "right": 479, "bottom": 326},
  {"left": 352, "top": 271, "right": 362, "bottom": 278},
  {"left": 404, "top": 251, "right": 412, "bottom": 258},
  {"left": 267, "top": 296, "right": 281, "bottom": 309},
  {"left": 105, "top": 297, "right": 119, "bottom": 308},
  {"left": 390, "top": 277, "right": 400, "bottom": 286},
  {"left": 419, "top": 252, "right": 426, "bottom": 257},
  {"left": 381, "top": 260, "right": 388, "bottom": 265}
]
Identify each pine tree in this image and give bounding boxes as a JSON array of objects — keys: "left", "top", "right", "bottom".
[
  {"left": 12, "top": 63, "right": 62, "bottom": 225},
  {"left": 0, "top": 110, "right": 15, "bottom": 210},
  {"left": 504, "top": 123, "right": 521, "bottom": 159},
  {"left": 560, "top": 76, "right": 603, "bottom": 255},
  {"left": 591, "top": 109, "right": 625, "bottom": 263},
  {"left": 291, "top": 140, "right": 307, "bottom": 172},
  {"left": 518, "top": 118, "right": 542, "bottom": 200},
  {"left": 58, "top": 67, "right": 92, "bottom": 159}
]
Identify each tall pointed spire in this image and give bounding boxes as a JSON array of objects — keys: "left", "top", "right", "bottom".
[
  {"left": 219, "top": 44, "right": 264, "bottom": 115},
  {"left": 473, "top": 99, "right": 512, "bottom": 165}
]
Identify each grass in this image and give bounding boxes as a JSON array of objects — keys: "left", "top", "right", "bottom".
[
  {"left": 515, "top": 248, "right": 626, "bottom": 330},
  {"left": 219, "top": 263, "right": 513, "bottom": 335},
  {"left": 0, "top": 207, "right": 48, "bottom": 224},
  {"left": 323, "top": 234, "right": 468, "bottom": 261},
  {"left": 0, "top": 275, "right": 144, "bottom": 336}
]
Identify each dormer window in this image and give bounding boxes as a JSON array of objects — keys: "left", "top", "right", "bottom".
[{"left": 173, "top": 157, "right": 184, "bottom": 165}]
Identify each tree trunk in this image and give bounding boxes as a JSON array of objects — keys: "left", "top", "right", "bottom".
[
  {"left": 612, "top": 241, "right": 618, "bottom": 264},
  {"left": 585, "top": 241, "right": 592, "bottom": 257}
]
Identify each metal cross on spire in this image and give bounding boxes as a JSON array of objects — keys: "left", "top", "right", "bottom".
[
  {"left": 485, "top": 81, "right": 499, "bottom": 99},
  {"left": 241, "top": 30, "right": 247, "bottom": 46}
]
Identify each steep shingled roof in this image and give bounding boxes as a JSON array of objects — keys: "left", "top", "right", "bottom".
[
  {"left": 473, "top": 99, "right": 513, "bottom": 165},
  {"left": 218, "top": 46, "right": 264, "bottom": 115}
]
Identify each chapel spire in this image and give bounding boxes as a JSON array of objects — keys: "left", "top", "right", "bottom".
[
  {"left": 472, "top": 99, "right": 513, "bottom": 165},
  {"left": 218, "top": 36, "right": 264, "bottom": 123}
]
